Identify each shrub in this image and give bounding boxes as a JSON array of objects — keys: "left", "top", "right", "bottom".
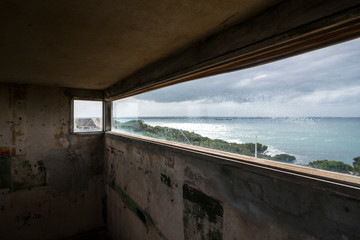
[
  {"left": 353, "top": 156, "right": 360, "bottom": 175},
  {"left": 308, "top": 160, "right": 353, "bottom": 174},
  {"left": 273, "top": 154, "right": 296, "bottom": 163}
]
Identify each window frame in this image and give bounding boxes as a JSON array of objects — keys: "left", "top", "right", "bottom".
[
  {"left": 105, "top": 12, "right": 360, "bottom": 195},
  {"left": 71, "top": 98, "right": 105, "bottom": 134},
  {"left": 109, "top": 93, "right": 360, "bottom": 189}
]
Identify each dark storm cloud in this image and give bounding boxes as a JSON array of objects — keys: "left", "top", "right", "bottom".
[{"left": 134, "top": 38, "right": 360, "bottom": 104}]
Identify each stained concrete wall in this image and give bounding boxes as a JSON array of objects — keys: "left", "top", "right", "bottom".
[
  {"left": 105, "top": 134, "right": 360, "bottom": 240},
  {"left": 2, "top": 82, "right": 359, "bottom": 240},
  {"left": 0, "top": 84, "right": 104, "bottom": 239}
]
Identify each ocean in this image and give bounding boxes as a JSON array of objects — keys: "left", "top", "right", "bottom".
[{"left": 115, "top": 117, "right": 360, "bottom": 165}]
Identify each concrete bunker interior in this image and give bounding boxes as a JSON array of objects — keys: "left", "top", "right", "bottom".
[{"left": 1, "top": 1, "right": 360, "bottom": 239}]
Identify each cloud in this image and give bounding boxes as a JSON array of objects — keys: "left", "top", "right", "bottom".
[
  {"left": 120, "top": 38, "right": 360, "bottom": 117},
  {"left": 74, "top": 100, "right": 102, "bottom": 118},
  {"left": 290, "top": 85, "right": 360, "bottom": 105}
]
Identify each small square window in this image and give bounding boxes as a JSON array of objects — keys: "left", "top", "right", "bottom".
[{"left": 73, "top": 100, "right": 103, "bottom": 132}]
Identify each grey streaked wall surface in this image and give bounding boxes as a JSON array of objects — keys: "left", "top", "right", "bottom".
[
  {"left": 0, "top": 84, "right": 105, "bottom": 239},
  {"left": 105, "top": 134, "right": 360, "bottom": 240}
]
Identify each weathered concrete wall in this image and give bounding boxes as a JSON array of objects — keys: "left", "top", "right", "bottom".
[
  {"left": 105, "top": 134, "right": 360, "bottom": 240},
  {"left": 0, "top": 84, "right": 104, "bottom": 239}
]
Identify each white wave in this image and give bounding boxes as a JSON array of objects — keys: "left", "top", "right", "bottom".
[
  {"left": 226, "top": 139, "right": 244, "bottom": 144},
  {"left": 264, "top": 146, "right": 286, "bottom": 157},
  {"left": 147, "top": 121, "right": 231, "bottom": 140}
]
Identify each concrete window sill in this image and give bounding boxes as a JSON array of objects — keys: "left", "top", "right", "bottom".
[{"left": 106, "top": 131, "right": 360, "bottom": 199}]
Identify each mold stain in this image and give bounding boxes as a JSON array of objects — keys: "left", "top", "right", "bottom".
[
  {"left": 0, "top": 148, "right": 11, "bottom": 189},
  {"left": 160, "top": 174, "right": 172, "bottom": 188},
  {"left": 165, "top": 157, "right": 175, "bottom": 169},
  {"left": 109, "top": 181, "right": 153, "bottom": 228},
  {"left": 11, "top": 159, "right": 46, "bottom": 191},
  {"left": 43, "top": 149, "right": 90, "bottom": 194},
  {"left": 109, "top": 181, "right": 168, "bottom": 240},
  {"left": 102, "top": 195, "right": 108, "bottom": 224},
  {"left": 136, "top": 207, "right": 147, "bottom": 225},
  {"left": 15, "top": 212, "right": 42, "bottom": 229},
  {"left": 183, "top": 184, "right": 223, "bottom": 240},
  {"left": 138, "top": 167, "right": 152, "bottom": 176}
]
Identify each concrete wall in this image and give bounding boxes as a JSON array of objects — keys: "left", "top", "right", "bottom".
[
  {"left": 0, "top": 84, "right": 105, "bottom": 239},
  {"left": 2, "top": 83, "right": 359, "bottom": 240},
  {"left": 105, "top": 134, "right": 360, "bottom": 240}
]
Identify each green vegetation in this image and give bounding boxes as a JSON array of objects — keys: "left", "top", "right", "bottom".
[
  {"left": 352, "top": 156, "right": 360, "bottom": 175},
  {"left": 307, "top": 160, "right": 353, "bottom": 174},
  {"left": 306, "top": 156, "right": 360, "bottom": 175},
  {"left": 115, "top": 120, "right": 289, "bottom": 161},
  {"left": 273, "top": 154, "right": 296, "bottom": 163},
  {"left": 115, "top": 120, "right": 360, "bottom": 176}
]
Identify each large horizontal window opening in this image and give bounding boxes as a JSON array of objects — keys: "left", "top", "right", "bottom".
[{"left": 111, "top": 37, "right": 360, "bottom": 177}]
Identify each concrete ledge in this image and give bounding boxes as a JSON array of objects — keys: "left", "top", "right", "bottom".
[{"left": 106, "top": 131, "right": 360, "bottom": 200}]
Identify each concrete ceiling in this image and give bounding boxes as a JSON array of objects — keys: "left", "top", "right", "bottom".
[{"left": 0, "top": 0, "right": 280, "bottom": 90}]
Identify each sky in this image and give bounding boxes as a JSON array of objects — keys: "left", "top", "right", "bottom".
[
  {"left": 115, "top": 37, "right": 360, "bottom": 118},
  {"left": 74, "top": 100, "right": 103, "bottom": 118}
]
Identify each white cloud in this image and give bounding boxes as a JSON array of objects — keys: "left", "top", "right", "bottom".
[
  {"left": 119, "top": 38, "right": 360, "bottom": 117},
  {"left": 290, "top": 85, "right": 360, "bottom": 105},
  {"left": 74, "top": 100, "right": 102, "bottom": 118}
]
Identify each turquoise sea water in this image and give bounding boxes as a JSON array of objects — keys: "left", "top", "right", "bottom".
[{"left": 116, "top": 117, "right": 360, "bottom": 165}]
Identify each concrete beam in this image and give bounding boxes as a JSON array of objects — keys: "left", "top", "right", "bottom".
[
  {"left": 64, "top": 88, "right": 104, "bottom": 100},
  {"left": 105, "top": 0, "right": 360, "bottom": 100}
]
